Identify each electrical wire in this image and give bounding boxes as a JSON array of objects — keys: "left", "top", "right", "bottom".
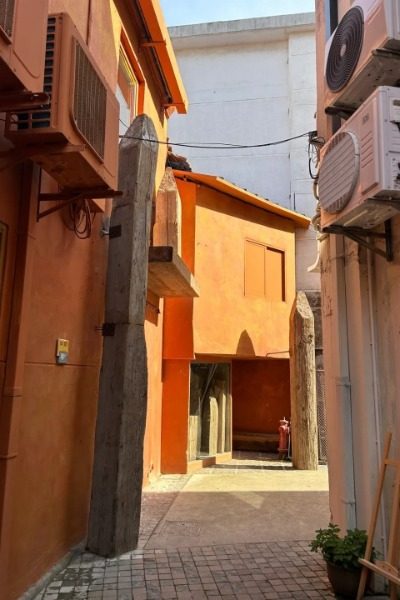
[
  {"left": 66, "top": 199, "right": 95, "bottom": 239},
  {"left": 308, "top": 131, "right": 325, "bottom": 181},
  {"left": 119, "top": 118, "right": 312, "bottom": 150}
]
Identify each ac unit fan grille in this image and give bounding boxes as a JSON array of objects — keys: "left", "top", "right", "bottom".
[
  {"left": 73, "top": 42, "right": 106, "bottom": 160},
  {"left": 326, "top": 6, "right": 364, "bottom": 92},
  {"left": 319, "top": 132, "right": 360, "bottom": 214},
  {"left": 0, "top": 0, "right": 15, "bottom": 38},
  {"left": 5, "top": 16, "right": 54, "bottom": 133}
]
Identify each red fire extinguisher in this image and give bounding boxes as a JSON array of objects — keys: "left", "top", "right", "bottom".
[{"left": 278, "top": 417, "right": 290, "bottom": 458}]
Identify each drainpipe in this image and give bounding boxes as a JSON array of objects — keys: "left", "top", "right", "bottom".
[
  {"left": 86, "top": 0, "right": 93, "bottom": 46},
  {"left": 0, "top": 162, "right": 38, "bottom": 591},
  {"left": 366, "top": 248, "right": 387, "bottom": 551},
  {"left": 326, "top": 234, "right": 357, "bottom": 527}
]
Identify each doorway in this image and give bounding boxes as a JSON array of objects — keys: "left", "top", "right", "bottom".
[{"left": 188, "top": 362, "right": 232, "bottom": 461}]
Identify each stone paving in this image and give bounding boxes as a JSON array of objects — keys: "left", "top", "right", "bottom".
[{"left": 34, "top": 455, "right": 336, "bottom": 600}]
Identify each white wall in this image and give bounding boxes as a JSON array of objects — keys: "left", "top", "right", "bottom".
[{"left": 169, "top": 14, "right": 320, "bottom": 291}]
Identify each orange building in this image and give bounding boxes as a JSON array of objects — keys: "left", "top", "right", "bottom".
[
  {"left": 157, "top": 170, "right": 310, "bottom": 474},
  {"left": 0, "top": 2, "right": 187, "bottom": 599}
]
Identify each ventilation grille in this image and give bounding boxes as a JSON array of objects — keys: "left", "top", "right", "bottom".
[
  {"left": 319, "top": 132, "right": 360, "bottom": 214},
  {"left": 326, "top": 6, "right": 364, "bottom": 92},
  {"left": 0, "top": 0, "right": 15, "bottom": 38},
  {"left": 73, "top": 42, "right": 106, "bottom": 159},
  {"left": 7, "top": 16, "right": 55, "bottom": 132}
]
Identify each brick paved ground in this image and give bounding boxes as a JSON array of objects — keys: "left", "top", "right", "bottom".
[
  {"left": 34, "top": 540, "right": 334, "bottom": 600},
  {"left": 33, "top": 458, "right": 336, "bottom": 600}
]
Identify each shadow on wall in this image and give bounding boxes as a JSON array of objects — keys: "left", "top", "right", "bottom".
[{"left": 236, "top": 330, "right": 256, "bottom": 357}]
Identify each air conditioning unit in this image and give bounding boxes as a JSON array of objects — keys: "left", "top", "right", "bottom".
[
  {"left": 325, "top": 0, "right": 400, "bottom": 115},
  {"left": 5, "top": 13, "right": 119, "bottom": 191},
  {"left": 0, "top": 0, "right": 48, "bottom": 92},
  {"left": 320, "top": 86, "right": 400, "bottom": 230}
]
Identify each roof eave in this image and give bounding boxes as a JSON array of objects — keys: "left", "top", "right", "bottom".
[
  {"left": 137, "top": 0, "right": 188, "bottom": 114},
  {"left": 173, "top": 170, "right": 311, "bottom": 228}
]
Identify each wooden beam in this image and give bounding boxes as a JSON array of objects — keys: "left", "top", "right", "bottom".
[
  {"left": 87, "top": 114, "right": 158, "bottom": 556},
  {"left": 289, "top": 291, "right": 319, "bottom": 470},
  {"left": 148, "top": 246, "right": 199, "bottom": 297}
]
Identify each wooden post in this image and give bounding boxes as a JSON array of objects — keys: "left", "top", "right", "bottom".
[
  {"left": 87, "top": 115, "right": 158, "bottom": 556},
  {"left": 289, "top": 291, "right": 319, "bottom": 470}
]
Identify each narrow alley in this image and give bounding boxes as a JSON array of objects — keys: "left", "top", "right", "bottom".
[{"left": 33, "top": 453, "right": 333, "bottom": 600}]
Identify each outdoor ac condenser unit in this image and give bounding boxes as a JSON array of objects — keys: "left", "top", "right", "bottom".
[
  {"left": 324, "top": 0, "right": 400, "bottom": 115},
  {"left": 5, "top": 13, "right": 119, "bottom": 191},
  {"left": 319, "top": 86, "right": 400, "bottom": 230},
  {"left": 0, "top": 0, "right": 48, "bottom": 92}
]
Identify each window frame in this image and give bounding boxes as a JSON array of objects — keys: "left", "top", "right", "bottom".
[{"left": 244, "top": 238, "right": 286, "bottom": 302}]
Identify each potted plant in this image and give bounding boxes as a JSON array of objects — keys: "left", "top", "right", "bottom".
[{"left": 310, "top": 523, "right": 373, "bottom": 598}]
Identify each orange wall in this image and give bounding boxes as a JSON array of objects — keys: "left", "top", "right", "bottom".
[
  {"left": 0, "top": 1, "right": 184, "bottom": 597},
  {"left": 161, "top": 359, "right": 189, "bottom": 474},
  {"left": 165, "top": 180, "right": 296, "bottom": 361},
  {"left": 163, "top": 179, "right": 196, "bottom": 360},
  {"left": 1, "top": 179, "right": 107, "bottom": 600},
  {"left": 143, "top": 295, "right": 164, "bottom": 485},
  {"left": 161, "top": 178, "right": 297, "bottom": 474},
  {"left": 232, "top": 359, "right": 290, "bottom": 434},
  {"left": 192, "top": 184, "right": 296, "bottom": 358}
]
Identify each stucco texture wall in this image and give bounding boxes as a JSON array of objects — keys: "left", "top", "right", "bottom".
[
  {"left": 161, "top": 359, "right": 190, "bottom": 474},
  {"left": 192, "top": 185, "right": 296, "bottom": 358},
  {"left": 232, "top": 359, "right": 290, "bottom": 435},
  {"left": 1, "top": 189, "right": 106, "bottom": 599},
  {"left": 0, "top": 1, "right": 181, "bottom": 597},
  {"left": 143, "top": 297, "right": 164, "bottom": 485}
]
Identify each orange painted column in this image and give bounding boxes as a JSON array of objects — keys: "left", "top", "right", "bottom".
[
  {"left": 161, "top": 359, "right": 190, "bottom": 474},
  {"left": 0, "top": 163, "right": 38, "bottom": 596}
]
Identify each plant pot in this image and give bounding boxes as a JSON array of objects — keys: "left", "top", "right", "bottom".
[{"left": 326, "top": 562, "right": 363, "bottom": 598}]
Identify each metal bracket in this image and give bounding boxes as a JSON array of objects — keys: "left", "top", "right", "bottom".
[
  {"left": 0, "top": 91, "right": 50, "bottom": 112},
  {"left": 101, "top": 323, "right": 116, "bottom": 337},
  {"left": 37, "top": 188, "right": 122, "bottom": 221},
  {"left": 323, "top": 219, "right": 393, "bottom": 262},
  {"left": 109, "top": 224, "right": 122, "bottom": 239}
]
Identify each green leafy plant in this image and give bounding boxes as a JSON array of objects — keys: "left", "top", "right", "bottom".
[{"left": 310, "top": 523, "right": 372, "bottom": 570}]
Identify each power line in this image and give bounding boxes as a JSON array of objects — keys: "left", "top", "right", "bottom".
[
  {"left": 119, "top": 131, "right": 311, "bottom": 149},
  {"left": 118, "top": 119, "right": 313, "bottom": 150}
]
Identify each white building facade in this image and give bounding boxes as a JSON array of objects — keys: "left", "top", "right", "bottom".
[{"left": 168, "top": 13, "right": 319, "bottom": 291}]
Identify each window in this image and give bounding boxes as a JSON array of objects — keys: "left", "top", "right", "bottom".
[
  {"left": 244, "top": 240, "right": 285, "bottom": 301},
  {"left": 116, "top": 47, "right": 139, "bottom": 136}
]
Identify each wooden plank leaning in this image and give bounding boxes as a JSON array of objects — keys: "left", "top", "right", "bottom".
[{"left": 356, "top": 432, "right": 400, "bottom": 600}]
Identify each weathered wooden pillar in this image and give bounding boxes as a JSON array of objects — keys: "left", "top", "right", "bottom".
[
  {"left": 87, "top": 115, "right": 158, "bottom": 556},
  {"left": 289, "top": 291, "right": 319, "bottom": 470},
  {"left": 217, "top": 385, "right": 226, "bottom": 453},
  {"left": 201, "top": 397, "right": 219, "bottom": 456}
]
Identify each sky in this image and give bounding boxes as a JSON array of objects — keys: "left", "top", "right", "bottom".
[{"left": 159, "top": 0, "right": 315, "bottom": 27}]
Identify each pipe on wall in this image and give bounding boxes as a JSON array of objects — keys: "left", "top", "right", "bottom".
[
  {"left": 366, "top": 248, "right": 387, "bottom": 552},
  {"left": 322, "top": 234, "right": 357, "bottom": 527}
]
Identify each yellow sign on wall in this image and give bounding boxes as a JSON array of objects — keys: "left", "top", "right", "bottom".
[{"left": 56, "top": 338, "right": 69, "bottom": 364}]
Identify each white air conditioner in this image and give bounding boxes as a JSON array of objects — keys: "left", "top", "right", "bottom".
[
  {"left": 320, "top": 86, "right": 400, "bottom": 230},
  {"left": 324, "top": 0, "right": 400, "bottom": 115}
]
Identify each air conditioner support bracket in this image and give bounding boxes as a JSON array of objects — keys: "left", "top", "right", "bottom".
[
  {"left": 323, "top": 219, "right": 393, "bottom": 262},
  {"left": 0, "top": 143, "right": 87, "bottom": 172},
  {"left": 0, "top": 91, "right": 50, "bottom": 113},
  {"left": 37, "top": 188, "right": 122, "bottom": 221}
]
